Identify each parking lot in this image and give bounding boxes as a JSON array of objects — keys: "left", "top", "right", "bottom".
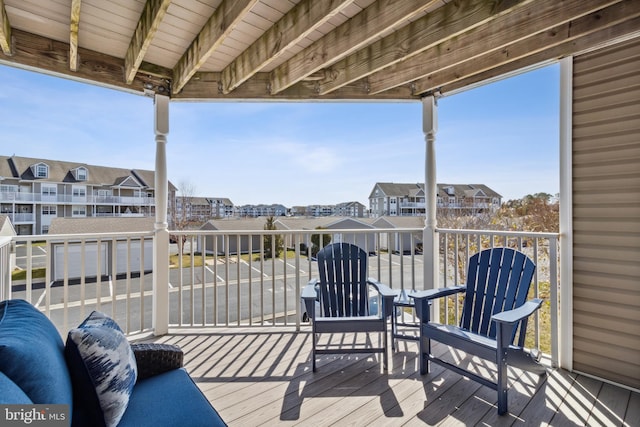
[{"left": 12, "top": 245, "right": 424, "bottom": 334}]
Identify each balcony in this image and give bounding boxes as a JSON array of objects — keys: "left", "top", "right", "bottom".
[
  {"left": 1, "top": 228, "right": 637, "bottom": 425},
  {"left": 3, "top": 212, "right": 35, "bottom": 223},
  {"left": 0, "top": 191, "right": 155, "bottom": 205}
]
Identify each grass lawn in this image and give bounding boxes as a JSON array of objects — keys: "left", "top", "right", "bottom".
[{"left": 12, "top": 268, "right": 46, "bottom": 281}]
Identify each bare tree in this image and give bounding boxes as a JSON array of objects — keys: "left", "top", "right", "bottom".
[{"left": 171, "top": 181, "right": 196, "bottom": 254}]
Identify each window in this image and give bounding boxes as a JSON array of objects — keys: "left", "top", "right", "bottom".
[
  {"left": 76, "top": 167, "right": 87, "bottom": 181},
  {"left": 42, "top": 205, "right": 57, "bottom": 215},
  {"left": 0, "top": 185, "right": 18, "bottom": 193},
  {"left": 35, "top": 164, "right": 48, "bottom": 178},
  {"left": 72, "top": 205, "right": 86, "bottom": 217},
  {"left": 41, "top": 225, "right": 49, "bottom": 234},
  {"left": 72, "top": 186, "right": 86, "bottom": 197},
  {"left": 42, "top": 185, "right": 57, "bottom": 197}
]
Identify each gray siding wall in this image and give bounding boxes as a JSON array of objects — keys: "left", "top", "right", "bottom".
[{"left": 572, "top": 37, "right": 640, "bottom": 389}]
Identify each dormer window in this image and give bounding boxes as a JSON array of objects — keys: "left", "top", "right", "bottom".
[
  {"left": 75, "top": 167, "right": 88, "bottom": 181},
  {"left": 34, "top": 163, "right": 49, "bottom": 178}
]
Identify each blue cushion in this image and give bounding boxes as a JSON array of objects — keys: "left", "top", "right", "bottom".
[
  {"left": 0, "top": 299, "right": 73, "bottom": 406},
  {"left": 118, "top": 368, "right": 226, "bottom": 427},
  {"left": 0, "top": 371, "right": 33, "bottom": 404},
  {"left": 65, "top": 311, "right": 137, "bottom": 427}
]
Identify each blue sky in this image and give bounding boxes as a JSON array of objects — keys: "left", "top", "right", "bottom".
[{"left": 0, "top": 63, "right": 559, "bottom": 206}]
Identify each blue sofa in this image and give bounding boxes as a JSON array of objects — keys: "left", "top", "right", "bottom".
[{"left": 0, "top": 299, "right": 226, "bottom": 427}]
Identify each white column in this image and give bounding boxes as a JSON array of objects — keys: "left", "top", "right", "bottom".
[
  {"left": 153, "top": 94, "right": 170, "bottom": 336},
  {"left": 559, "top": 57, "right": 573, "bottom": 371},
  {"left": 422, "top": 96, "right": 439, "bottom": 318}
]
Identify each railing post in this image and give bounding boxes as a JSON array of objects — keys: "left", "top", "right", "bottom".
[
  {"left": 549, "top": 236, "right": 559, "bottom": 368},
  {"left": 1, "top": 237, "right": 12, "bottom": 300},
  {"left": 422, "top": 96, "right": 440, "bottom": 320},
  {"left": 153, "top": 94, "right": 170, "bottom": 336}
]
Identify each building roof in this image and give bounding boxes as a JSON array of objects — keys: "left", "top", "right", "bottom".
[
  {"left": 370, "top": 182, "right": 502, "bottom": 199},
  {"left": 370, "top": 183, "right": 423, "bottom": 199},
  {"left": 200, "top": 218, "right": 267, "bottom": 231},
  {"left": 275, "top": 217, "right": 337, "bottom": 230},
  {"left": 0, "top": 214, "right": 16, "bottom": 236},
  {"left": 437, "top": 184, "right": 502, "bottom": 199},
  {"left": 48, "top": 217, "right": 155, "bottom": 234},
  {"left": 180, "top": 196, "right": 211, "bottom": 207},
  {"left": 371, "top": 216, "right": 425, "bottom": 228},
  {"left": 0, "top": 155, "right": 175, "bottom": 191}
]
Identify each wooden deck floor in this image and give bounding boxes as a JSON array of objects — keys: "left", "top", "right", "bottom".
[{"left": 144, "top": 328, "right": 639, "bottom": 427}]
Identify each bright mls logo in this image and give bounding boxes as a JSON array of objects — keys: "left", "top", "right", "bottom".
[{"left": 1, "top": 405, "right": 68, "bottom": 426}]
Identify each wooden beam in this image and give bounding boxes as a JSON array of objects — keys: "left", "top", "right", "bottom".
[
  {"left": 440, "top": 17, "right": 640, "bottom": 96},
  {"left": 0, "top": 0, "right": 11, "bottom": 55},
  {"left": 366, "top": 0, "right": 623, "bottom": 95},
  {"left": 175, "top": 72, "right": 418, "bottom": 101},
  {"left": 318, "top": 0, "right": 530, "bottom": 95},
  {"left": 414, "top": 1, "right": 640, "bottom": 96},
  {"left": 268, "top": 0, "right": 440, "bottom": 95},
  {"left": 172, "top": 0, "right": 258, "bottom": 94},
  {"left": 1, "top": 28, "right": 170, "bottom": 94},
  {"left": 124, "top": 0, "right": 172, "bottom": 84},
  {"left": 69, "top": 0, "right": 82, "bottom": 71},
  {"left": 220, "top": 0, "right": 356, "bottom": 94}
]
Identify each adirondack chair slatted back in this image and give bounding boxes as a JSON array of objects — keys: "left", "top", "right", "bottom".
[
  {"left": 460, "top": 248, "right": 536, "bottom": 344},
  {"left": 317, "top": 243, "right": 369, "bottom": 317}
]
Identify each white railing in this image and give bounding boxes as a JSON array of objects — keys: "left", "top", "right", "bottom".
[
  {"left": 436, "top": 228, "right": 559, "bottom": 365},
  {"left": 0, "top": 192, "right": 155, "bottom": 205},
  {"left": 167, "top": 228, "right": 424, "bottom": 329},
  {"left": 94, "top": 213, "right": 146, "bottom": 218},
  {"left": 0, "top": 237, "right": 11, "bottom": 300},
  {"left": 8, "top": 213, "right": 36, "bottom": 223},
  {"left": 4, "top": 227, "right": 560, "bottom": 361},
  {"left": 8, "top": 232, "right": 154, "bottom": 336}
]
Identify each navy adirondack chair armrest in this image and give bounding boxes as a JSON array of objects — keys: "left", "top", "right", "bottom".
[
  {"left": 410, "top": 286, "right": 466, "bottom": 322},
  {"left": 491, "top": 298, "right": 544, "bottom": 326},
  {"left": 367, "top": 278, "right": 397, "bottom": 317},
  {"left": 492, "top": 298, "right": 544, "bottom": 350},
  {"left": 301, "top": 279, "right": 320, "bottom": 320}
]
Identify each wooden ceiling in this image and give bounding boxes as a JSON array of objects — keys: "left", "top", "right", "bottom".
[{"left": 0, "top": 0, "right": 638, "bottom": 101}]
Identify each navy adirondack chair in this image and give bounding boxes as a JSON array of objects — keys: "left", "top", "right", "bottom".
[
  {"left": 410, "top": 247, "right": 546, "bottom": 415},
  {"left": 302, "top": 243, "right": 396, "bottom": 372}
]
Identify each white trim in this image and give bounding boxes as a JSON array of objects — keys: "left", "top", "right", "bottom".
[
  {"left": 572, "top": 370, "right": 640, "bottom": 394},
  {"left": 559, "top": 56, "right": 573, "bottom": 371}
]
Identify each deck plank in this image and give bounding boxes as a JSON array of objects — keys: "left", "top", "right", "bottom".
[
  {"left": 588, "top": 382, "right": 631, "bottom": 427},
  {"left": 514, "top": 368, "right": 577, "bottom": 426},
  {"left": 139, "top": 328, "right": 637, "bottom": 427},
  {"left": 624, "top": 391, "right": 640, "bottom": 427}
]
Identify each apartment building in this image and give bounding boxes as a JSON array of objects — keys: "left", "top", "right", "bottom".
[
  {"left": 369, "top": 182, "right": 502, "bottom": 217},
  {"left": 0, "top": 155, "right": 175, "bottom": 235},
  {"left": 236, "top": 204, "right": 287, "bottom": 218},
  {"left": 289, "top": 201, "right": 367, "bottom": 217},
  {"left": 334, "top": 201, "right": 366, "bottom": 217},
  {"left": 173, "top": 196, "right": 235, "bottom": 223}
]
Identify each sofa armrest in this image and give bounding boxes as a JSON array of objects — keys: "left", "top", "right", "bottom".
[{"left": 131, "top": 343, "right": 184, "bottom": 380}]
